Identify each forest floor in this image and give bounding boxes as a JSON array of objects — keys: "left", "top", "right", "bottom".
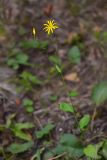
[{"left": 1, "top": 0, "right": 107, "bottom": 160}]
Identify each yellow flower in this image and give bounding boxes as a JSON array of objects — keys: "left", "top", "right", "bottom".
[
  {"left": 43, "top": 20, "right": 59, "bottom": 35},
  {"left": 32, "top": 27, "right": 36, "bottom": 37}
]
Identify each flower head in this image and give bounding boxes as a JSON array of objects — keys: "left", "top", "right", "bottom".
[
  {"left": 43, "top": 20, "right": 59, "bottom": 35},
  {"left": 32, "top": 27, "right": 36, "bottom": 37}
]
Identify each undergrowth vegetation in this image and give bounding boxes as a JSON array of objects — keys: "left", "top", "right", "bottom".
[{"left": 1, "top": 1, "right": 107, "bottom": 160}]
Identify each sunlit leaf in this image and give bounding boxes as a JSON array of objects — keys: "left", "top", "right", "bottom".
[
  {"left": 59, "top": 102, "right": 75, "bottom": 113},
  {"left": 84, "top": 144, "right": 101, "bottom": 159},
  {"left": 79, "top": 114, "right": 90, "bottom": 130}
]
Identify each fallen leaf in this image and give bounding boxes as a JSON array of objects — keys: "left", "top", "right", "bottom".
[
  {"left": 15, "top": 98, "right": 21, "bottom": 106},
  {"left": 64, "top": 72, "right": 80, "bottom": 82},
  {"left": 93, "top": 26, "right": 102, "bottom": 33},
  {"left": 43, "top": 3, "right": 53, "bottom": 16}
]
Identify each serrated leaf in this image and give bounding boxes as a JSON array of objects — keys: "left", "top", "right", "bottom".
[
  {"left": 53, "top": 134, "right": 84, "bottom": 158},
  {"left": 7, "top": 141, "right": 33, "bottom": 154},
  {"left": 68, "top": 46, "right": 81, "bottom": 64},
  {"left": 59, "top": 102, "right": 75, "bottom": 113},
  {"left": 36, "top": 123, "right": 55, "bottom": 139},
  {"left": 79, "top": 114, "right": 90, "bottom": 130},
  {"left": 84, "top": 144, "right": 101, "bottom": 159},
  {"left": 91, "top": 82, "right": 107, "bottom": 106}
]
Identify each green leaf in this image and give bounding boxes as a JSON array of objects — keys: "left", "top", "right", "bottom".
[
  {"left": 16, "top": 53, "right": 29, "bottom": 65},
  {"left": 23, "top": 99, "right": 33, "bottom": 106},
  {"left": 7, "top": 141, "right": 33, "bottom": 154},
  {"left": 49, "top": 55, "right": 61, "bottom": 65},
  {"left": 50, "top": 95, "right": 58, "bottom": 102},
  {"left": 68, "top": 90, "right": 79, "bottom": 97},
  {"left": 20, "top": 39, "right": 48, "bottom": 49},
  {"left": 101, "top": 141, "right": 107, "bottom": 159},
  {"left": 12, "top": 122, "right": 34, "bottom": 141},
  {"left": 60, "top": 134, "right": 83, "bottom": 148},
  {"left": 20, "top": 71, "right": 42, "bottom": 85},
  {"left": 68, "top": 46, "right": 81, "bottom": 64},
  {"left": 36, "top": 123, "right": 55, "bottom": 139},
  {"left": 13, "top": 129, "right": 32, "bottom": 141},
  {"left": 7, "top": 52, "right": 29, "bottom": 69},
  {"left": 14, "top": 122, "right": 34, "bottom": 130},
  {"left": 53, "top": 134, "right": 84, "bottom": 158},
  {"left": 55, "top": 65, "right": 62, "bottom": 74},
  {"left": 91, "top": 82, "right": 107, "bottom": 106},
  {"left": 26, "top": 106, "right": 34, "bottom": 113},
  {"left": 7, "top": 59, "right": 19, "bottom": 70},
  {"left": 23, "top": 99, "right": 34, "bottom": 113},
  {"left": 84, "top": 144, "right": 101, "bottom": 159},
  {"left": 79, "top": 114, "right": 90, "bottom": 130},
  {"left": 59, "top": 102, "right": 75, "bottom": 113}
]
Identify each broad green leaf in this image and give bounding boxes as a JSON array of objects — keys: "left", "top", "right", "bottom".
[
  {"left": 7, "top": 141, "right": 33, "bottom": 154},
  {"left": 91, "top": 82, "right": 107, "bottom": 106},
  {"left": 23, "top": 99, "right": 33, "bottom": 106},
  {"left": 101, "top": 141, "right": 107, "bottom": 159},
  {"left": 36, "top": 123, "right": 55, "bottom": 139},
  {"left": 59, "top": 102, "right": 75, "bottom": 113},
  {"left": 79, "top": 114, "right": 90, "bottom": 130},
  {"left": 59, "top": 134, "right": 83, "bottom": 148},
  {"left": 16, "top": 53, "right": 28, "bottom": 65},
  {"left": 84, "top": 144, "right": 101, "bottom": 159},
  {"left": 52, "top": 144, "right": 84, "bottom": 158},
  {"left": 68, "top": 90, "right": 79, "bottom": 97},
  {"left": 26, "top": 106, "right": 34, "bottom": 113},
  {"left": 53, "top": 134, "right": 84, "bottom": 158},
  {"left": 68, "top": 46, "right": 81, "bottom": 64}
]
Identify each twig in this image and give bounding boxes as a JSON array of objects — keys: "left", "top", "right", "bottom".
[{"left": 48, "top": 152, "right": 66, "bottom": 160}]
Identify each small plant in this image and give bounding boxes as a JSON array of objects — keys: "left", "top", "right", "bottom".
[
  {"left": 0, "top": 114, "right": 34, "bottom": 141},
  {"left": 19, "top": 71, "right": 42, "bottom": 91},
  {"left": 68, "top": 90, "right": 79, "bottom": 97},
  {"left": 7, "top": 52, "right": 29, "bottom": 70},
  {"left": 36, "top": 123, "right": 55, "bottom": 139},
  {"left": 20, "top": 39, "right": 48, "bottom": 50},
  {"left": 23, "top": 98, "right": 34, "bottom": 113}
]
